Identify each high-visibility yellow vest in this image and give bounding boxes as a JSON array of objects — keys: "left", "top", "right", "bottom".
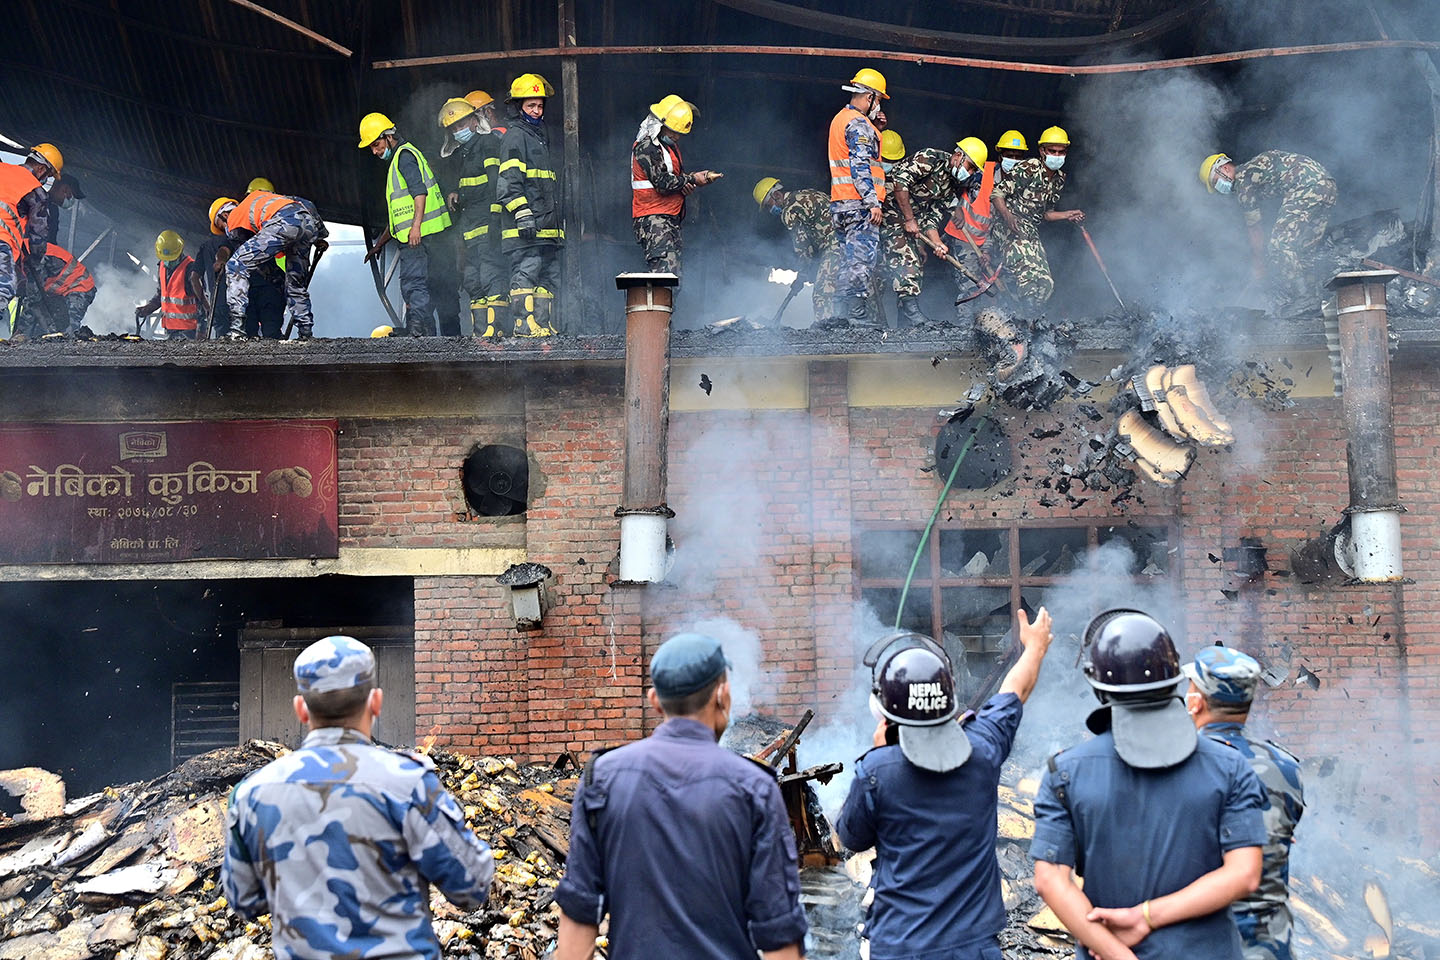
[{"left": 386, "top": 142, "right": 451, "bottom": 242}]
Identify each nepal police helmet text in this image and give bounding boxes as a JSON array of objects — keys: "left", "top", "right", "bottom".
[{"left": 874, "top": 645, "right": 973, "bottom": 773}]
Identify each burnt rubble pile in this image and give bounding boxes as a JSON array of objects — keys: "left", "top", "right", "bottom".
[{"left": 3, "top": 742, "right": 1436, "bottom": 960}]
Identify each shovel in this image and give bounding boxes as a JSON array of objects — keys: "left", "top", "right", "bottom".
[{"left": 921, "top": 234, "right": 1001, "bottom": 302}]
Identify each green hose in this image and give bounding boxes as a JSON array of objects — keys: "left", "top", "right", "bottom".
[{"left": 894, "top": 411, "right": 990, "bottom": 630}]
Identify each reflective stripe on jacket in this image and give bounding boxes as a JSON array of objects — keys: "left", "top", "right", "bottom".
[
  {"left": 0, "top": 163, "right": 42, "bottom": 257},
  {"left": 226, "top": 190, "right": 298, "bottom": 235},
  {"left": 496, "top": 118, "right": 563, "bottom": 249},
  {"left": 946, "top": 161, "right": 996, "bottom": 248},
  {"left": 159, "top": 256, "right": 200, "bottom": 330},
  {"left": 387, "top": 143, "right": 451, "bottom": 242},
  {"left": 828, "top": 108, "right": 885, "bottom": 204},
  {"left": 42, "top": 243, "right": 95, "bottom": 295},
  {"left": 631, "top": 141, "right": 684, "bottom": 218}
]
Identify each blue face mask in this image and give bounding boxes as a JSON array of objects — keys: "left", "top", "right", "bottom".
[
  {"left": 1214, "top": 176, "right": 1234, "bottom": 195},
  {"left": 769, "top": 204, "right": 783, "bottom": 217},
  {"left": 1044, "top": 154, "right": 1066, "bottom": 171},
  {"left": 453, "top": 126, "right": 477, "bottom": 145},
  {"left": 660, "top": 134, "right": 675, "bottom": 146},
  {"left": 380, "top": 146, "right": 393, "bottom": 161},
  {"left": 523, "top": 112, "right": 544, "bottom": 128},
  {"left": 1001, "top": 157, "right": 1020, "bottom": 173}
]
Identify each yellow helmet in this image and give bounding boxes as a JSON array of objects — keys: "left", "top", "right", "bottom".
[
  {"left": 357, "top": 111, "right": 396, "bottom": 148},
  {"left": 880, "top": 130, "right": 906, "bottom": 161},
  {"left": 208, "top": 197, "right": 237, "bottom": 235},
  {"left": 661, "top": 102, "right": 694, "bottom": 135},
  {"left": 995, "top": 129, "right": 1028, "bottom": 152},
  {"left": 846, "top": 67, "right": 889, "bottom": 99},
  {"left": 28, "top": 143, "right": 63, "bottom": 176},
  {"left": 371, "top": 325, "right": 394, "bottom": 338},
  {"left": 438, "top": 97, "right": 477, "bottom": 129},
  {"left": 956, "top": 137, "right": 988, "bottom": 168},
  {"left": 155, "top": 229, "right": 184, "bottom": 262},
  {"left": 753, "top": 177, "right": 782, "bottom": 208},
  {"left": 247, "top": 177, "right": 274, "bottom": 193},
  {"left": 1199, "top": 153, "right": 1232, "bottom": 192},
  {"left": 508, "top": 73, "right": 555, "bottom": 101},
  {"left": 1037, "top": 126, "right": 1070, "bottom": 146},
  {"left": 465, "top": 90, "right": 494, "bottom": 109},
  {"left": 650, "top": 94, "right": 685, "bottom": 119}
]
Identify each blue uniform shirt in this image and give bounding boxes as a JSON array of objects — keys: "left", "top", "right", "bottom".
[
  {"left": 1032, "top": 732, "right": 1267, "bottom": 960},
  {"left": 554, "top": 717, "right": 808, "bottom": 960},
  {"left": 835, "top": 693, "right": 1023, "bottom": 960}
]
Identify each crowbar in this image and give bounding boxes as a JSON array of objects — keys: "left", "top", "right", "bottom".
[
  {"left": 1361, "top": 257, "right": 1440, "bottom": 288},
  {"left": 1076, "top": 223, "right": 1126, "bottom": 310}
]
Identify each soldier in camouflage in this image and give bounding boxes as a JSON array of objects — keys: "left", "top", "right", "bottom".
[
  {"left": 881, "top": 142, "right": 971, "bottom": 327},
  {"left": 1185, "top": 646, "right": 1305, "bottom": 960},
  {"left": 757, "top": 178, "right": 845, "bottom": 324},
  {"left": 990, "top": 126, "right": 1085, "bottom": 310},
  {"left": 1202, "top": 150, "right": 1337, "bottom": 300},
  {"left": 223, "top": 636, "right": 494, "bottom": 960},
  {"left": 632, "top": 100, "right": 720, "bottom": 278}
]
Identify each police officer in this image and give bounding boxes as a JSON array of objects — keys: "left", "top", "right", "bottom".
[
  {"left": 1184, "top": 646, "right": 1305, "bottom": 960},
  {"left": 223, "top": 636, "right": 494, "bottom": 958},
  {"left": 210, "top": 190, "right": 328, "bottom": 340},
  {"left": 825, "top": 67, "right": 890, "bottom": 328},
  {"left": 554, "top": 633, "right": 807, "bottom": 960},
  {"left": 1032, "top": 610, "right": 1267, "bottom": 960},
  {"left": 837, "top": 608, "right": 1054, "bottom": 960}
]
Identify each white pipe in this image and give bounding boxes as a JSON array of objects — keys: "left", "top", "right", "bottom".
[
  {"left": 618, "top": 513, "right": 668, "bottom": 583},
  {"left": 1348, "top": 510, "right": 1404, "bottom": 582}
]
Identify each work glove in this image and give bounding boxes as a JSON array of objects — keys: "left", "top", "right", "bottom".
[{"left": 515, "top": 213, "right": 537, "bottom": 243}]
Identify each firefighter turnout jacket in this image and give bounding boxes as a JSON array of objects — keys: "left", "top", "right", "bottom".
[
  {"left": 497, "top": 115, "right": 563, "bottom": 252},
  {"left": 454, "top": 133, "right": 490, "bottom": 243}
]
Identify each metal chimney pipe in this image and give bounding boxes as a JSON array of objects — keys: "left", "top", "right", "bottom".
[
  {"left": 1328, "top": 268, "right": 1403, "bottom": 582},
  {"left": 614, "top": 272, "right": 678, "bottom": 583}
]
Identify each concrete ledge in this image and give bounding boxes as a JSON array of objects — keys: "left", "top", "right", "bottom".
[{"left": 0, "top": 546, "right": 528, "bottom": 582}]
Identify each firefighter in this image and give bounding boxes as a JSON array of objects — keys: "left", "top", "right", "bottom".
[
  {"left": 438, "top": 96, "right": 500, "bottom": 337},
  {"left": 837, "top": 609, "right": 1054, "bottom": 960},
  {"left": 1185, "top": 647, "right": 1306, "bottom": 960},
  {"left": 990, "top": 126, "right": 1084, "bottom": 309},
  {"left": 465, "top": 89, "right": 510, "bottom": 337},
  {"left": 554, "top": 633, "right": 807, "bottom": 960},
  {"left": 32, "top": 242, "right": 96, "bottom": 336},
  {"left": 879, "top": 130, "right": 906, "bottom": 174},
  {"left": 135, "top": 230, "right": 208, "bottom": 340},
  {"left": 1, "top": 144, "right": 58, "bottom": 337},
  {"left": 632, "top": 100, "right": 720, "bottom": 277},
  {"left": 994, "top": 130, "right": 1028, "bottom": 184},
  {"left": 1200, "top": 151, "right": 1337, "bottom": 301},
  {"left": 209, "top": 190, "right": 328, "bottom": 340},
  {"left": 497, "top": 74, "right": 563, "bottom": 337},
  {"left": 634, "top": 94, "right": 683, "bottom": 145},
  {"left": 359, "top": 111, "right": 462, "bottom": 337},
  {"left": 755, "top": 177, "right": 844, "bottom": 324},
  {"left": 826, "top": 67, "right": 890, "bottom": 327},
  {"left": 1032, "top": 609, "right": 1266, "bottom": 960}
]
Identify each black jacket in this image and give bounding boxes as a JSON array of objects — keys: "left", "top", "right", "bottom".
[{"left": 496, "top": 111, "right": 563, "bottom": 252}]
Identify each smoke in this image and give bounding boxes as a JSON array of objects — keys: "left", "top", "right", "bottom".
[
  {"left": 87, "top": 262, "right": 158, "bottom": 335},
  {"left": 690, "top": 616, "right": 766, "bottom": 716}
]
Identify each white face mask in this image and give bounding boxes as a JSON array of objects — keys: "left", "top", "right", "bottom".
[
  {"left": 1044, "top": 154, "right": 1066, "bottom": 171},
  {"left": 1214, "top": 176, "right": 1234, "bottom": 195},
  {"left": 866, "top": 95, "right": 882, "bottom": 120},
  {"left": 1001, "top": 157, "right": 1020, "bottom": 173}
]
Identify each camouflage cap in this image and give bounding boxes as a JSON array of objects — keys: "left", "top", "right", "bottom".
[
  {"left": 294, "top": 635, "right": 377, "bottom": 694},
  {"left": 1183, "top": 645, "right": 1261, "bottom": 705}
]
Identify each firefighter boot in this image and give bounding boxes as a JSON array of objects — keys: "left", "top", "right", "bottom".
[
  {"left": 511, "top": 290, "right": 534, "bottom": 337},
  {"left": 528, "top": 292, "right": 556, "bottom": 337},
  {"left": 897, "top": 296, "right": 929, "bottom": 328},
  {"left": 472, "top": 301, "right": 507, "bottom": 338}
]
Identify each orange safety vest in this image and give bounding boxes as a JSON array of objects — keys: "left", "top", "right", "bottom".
[
  {"left": 946, "top": 161, "right": 996, "bottom": 248},
  {"left": 225, "top": 190, "right": 297, "bottom": 235},
  {"left": 158, "top": 256, "right": 200, "bottom": 331},
  {"left": 828, "top": 107, "right": 885, "bottom": 204},
  {"left": 631, "top": 140, "right": 685, "bottom": 218},
  {"left": 0, "top": 163, "right": 41, "bottom": 256},
  {"left": 42, "top": 243, "right": 95, "bottom": 296}
]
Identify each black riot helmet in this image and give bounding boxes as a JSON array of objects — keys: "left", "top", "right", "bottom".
[
  {"left": 1081, "top": 608, "right": 1196, "bottom": 770},
  {"left": 873, "top": 646, "right": 973, "bottom": 772},
  {"left": 1081, "top": 608, "right": 1182, "bottom": 701},
  {"left": 862, "top": 629, "right": 951, "bottom": 672}
]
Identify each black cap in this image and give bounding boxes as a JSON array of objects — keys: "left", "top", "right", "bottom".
[
  {"left": 59, "top": 173, "right": 84, "bottom": 199},
  {"left": 651, "top": 633, "right": 729, "bottom": 699}
]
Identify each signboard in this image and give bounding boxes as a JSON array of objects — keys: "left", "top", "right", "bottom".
[{"left": 0, "top": 420, "right": 339, "bottom": 564}]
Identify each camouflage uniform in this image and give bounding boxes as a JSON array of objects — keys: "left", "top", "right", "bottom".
[
  {"left": 831, "top": 107, "right": 883, "bottom": 306},
  {"left": 633, "top": 135, "right": 696, "bottom": 276},
  {"left": 990, "top": 157, "right": 1065, "bottom": 307},
  {"left": 1187, "top": 647, "right": 1305, "bottom": 960},
  {"left": 223, "top": 637, "right": 494, "bottom": 960},
  {"left": 781, "top": 188, "right": 844, "bottom": 322},
  {"left": 1233, "top": 151, "right": 1337, "bottom": 297},
  {"left": 880, "top": 147, "right": 962, "bottom": 298}
]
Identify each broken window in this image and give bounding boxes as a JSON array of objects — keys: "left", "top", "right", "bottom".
[{"left": 856, "top": 519, "right": 1179, "bottom": 703}]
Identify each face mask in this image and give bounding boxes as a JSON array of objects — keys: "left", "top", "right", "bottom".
[
  {"left": 1001, "top": 157, "right": 1020, "bottom": 173},
  {"left": 1214, "top": 176, "right": 1234, "bottom": 195},
  {"left": 1044, "top": 154, "right": 1066, "bottom": 171},
  {"left": 769, "top": 204, "right": 783, "bottom": 217},
  {"left": 61, "top": 198, "right": 76, "bottom": 210},
  {"left": 866, "top": 95, "right": 881, "bottom": 120},
  {"left": 380, "top": 146, "right": 393, "bottom": 161},
  {"left": 952, "top": 162, "right": 974, "bottom": 183},
  {"left": 523, "top": 112, "right": 544, "bottom": 127},
  {"left": 453, "top": 126, "right": 477, "bottom": 145},
  {"left": 660, "top": 134, "right": 675, "bottom": 146},
  {"left": 881, "top": 161, "right": 894, "bottom": 174}
]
